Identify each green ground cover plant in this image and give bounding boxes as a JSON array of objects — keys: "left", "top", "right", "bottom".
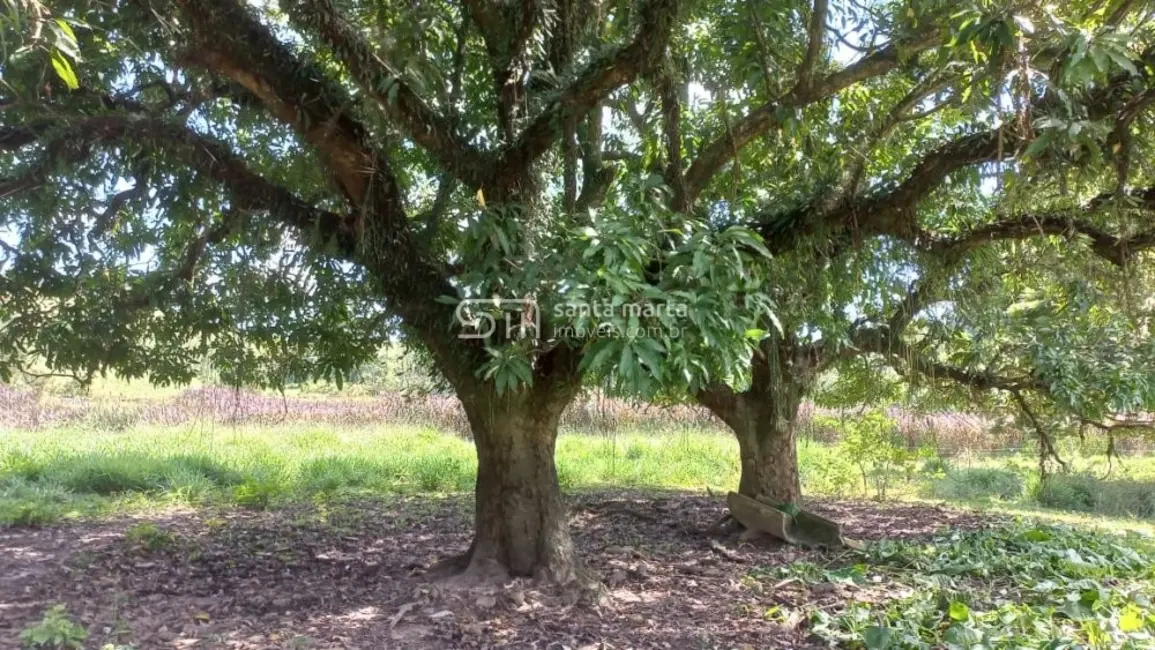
[{"left": 754, "top": 523, "right": 1155, "bottom": 649}]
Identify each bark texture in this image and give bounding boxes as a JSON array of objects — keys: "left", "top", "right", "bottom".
[
  {"left": 452, "top": 351, "right": 583, "bottom": 584},
  {"left": 698, "top": 337, "right": 820, "bottom": 505}
]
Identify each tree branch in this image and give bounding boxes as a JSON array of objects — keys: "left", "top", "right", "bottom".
[
  {"left": 119, "top": 218, "right": 234, "bottom": 311},
  {"left": 465, "top": 0, "right": 541, "bottom": 140},
  {"left": 658, "top": 68, "right": 687, "bottom": 212},
  {"left": 0, "top": 133, "right": 92, "bottom": 198},
  {"left": 1011, "top": 390, "right": 1068, "bottom": 477},
  {"left": 839, "top": 72, "right": 955, "bottom": 201},
  {"left": 683, "top": 33, "right": 939, "bottom": 205},
  {"left": 749, "top": 128, "right": 1012, "bottom": 252},
  {"left": 172, "top": 0, "right": 407, "bottom": 218},
  {"left": 496, "top": 0, "right": 681, "bottom": 185},
  {"left": 284, "top": 0, "right": 492, "bottom": 189},
  {"left": 575, "top": 115, "right": 618, "bottom": 213},
  {"left": 78, "top": 116, "right": 361, "bottom": 253},
  {"left": 795, "top": 0, "right": 829, "bottom": 94},
  {"left": 851, "top": 326, "right": 1046, "bottom": 393},
  {"left": 926, "top": 195, "right": 1155, "bottom": 268}
]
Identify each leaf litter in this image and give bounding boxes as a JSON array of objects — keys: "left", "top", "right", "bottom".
[{"left": 1, "top": 491, "right": 1011, "bottom": 648}]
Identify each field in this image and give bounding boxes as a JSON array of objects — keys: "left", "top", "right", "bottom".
[
  {"left": 4, "top": 418, "right": 1155, "bottom": 528},
  {"left": 3, "top": 385, "right": 1155, "bottom": 648}
]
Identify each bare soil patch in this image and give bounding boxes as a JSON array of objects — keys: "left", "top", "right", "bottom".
[{"left": 0, "top": 492, "right": 996, "bottom": 649}]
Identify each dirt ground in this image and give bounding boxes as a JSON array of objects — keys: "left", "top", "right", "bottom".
[{"left": 1, "top": 491, "right": 996, "bottom": 649}]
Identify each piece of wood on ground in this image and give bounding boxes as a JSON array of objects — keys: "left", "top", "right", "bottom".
[
  {"left": 726, "top": 492, "right": 859, "bottom": 549},
  {"left": 727, "top": 492, "right": 793, "bottom": 542}
]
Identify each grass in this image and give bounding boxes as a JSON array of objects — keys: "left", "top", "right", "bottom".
[
  {"left": 922, "top": 467, "right": 1027, "bottom": 501},
  {"left": 2, "top": 423, "right": 1155, "bottom": 527},
  {"left": 0, "top": 424, "right": 749, "bottom": 524}
]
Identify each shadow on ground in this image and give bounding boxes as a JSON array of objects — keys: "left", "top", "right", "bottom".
[{"left": 0, "top": 491, "right": 995, "bottom": 649}]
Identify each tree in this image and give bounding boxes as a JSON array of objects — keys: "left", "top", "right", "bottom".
[
  {"left": 3, "top": 0, "right": 1153, "bottom": 581},
  {"left": 636, "top": 0, "right": 1155, "bottom": 506},
  {"left": 1, "top": 0, "right": 775, "bottom": 584}
]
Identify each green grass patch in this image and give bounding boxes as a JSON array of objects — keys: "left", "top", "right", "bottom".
[
  {"left": 3, "top": 423, "right": 1155, "bottom": 527},
  {"left": 1035, "top": 473, "right": 1155, "bottom": 519},
  {"left": 923, "top": 467, "right": 1026, "bottom": 501},
  {"left": 0, "top": 424, "right": 746, "bottom": 524}
]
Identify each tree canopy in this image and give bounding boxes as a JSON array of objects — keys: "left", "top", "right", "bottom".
[{"left": 3, "top": 0, "right": 1155, "bottom": 582}]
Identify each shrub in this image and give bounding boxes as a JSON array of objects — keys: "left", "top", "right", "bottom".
[
  {"left": 19, "top": 604, "right": 87, "bottom": 649},
  {"left": 0, "top": 480, "right": 76, "bottom": 526},
  {"left": 1, "top": 451, "right": 45, "bottom": 481},
  {"left": 798, "top": 442, "right": 859, "bottom": 496},
  {"left": 233, "top": 476, "right": 285, "bottom": 509},
  {"left": 924, "top": 468, "right": 1025, "bottom": 501},
  {"left": 920, "top": 455, "right": 952, "bottom": 476},
  {"left": 411, "top": 455, "right": 472, "bottom": 492},
  {"left": 1034, "top": 473, "right": 1097, "bottom": 511},
  {"left": 165, "top": 454, "right": 245, "bottom": 487},
  {"left": 51, "top": 457, "right": 154, "bottom": 495},
  {"left": 299, "top": 456, "right": 382, "bottom": 493},
  {"left": 815, "top": 410, "right": 918, "bottom": 500},
  {"left": 1, "top": 501, "right": 62, "bottom": 527}
]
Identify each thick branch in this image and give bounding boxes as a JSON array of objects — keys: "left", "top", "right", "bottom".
[
  {"left": 465, "top": 0, "right": 540, "bottom": 140},
  {"left": 78, "top": 116, "right": 361, "bottom": 254},
  {"left": 927, "top": 197, "right": 1155, "bottom": 268},
  {"left": 683, "top": 34, "right": 939, "bottom": 204},
  {"left": 751, "top": 129, "right": 1012, "bottom": 251},
  {"left": 497, "top": 0, "right": 681, "bottom": 183},
  {"left": 658, "top": 69, "right": 687, "bottom": 212},
  {"left": 14, "top": 111, "right": 482, "bottom": 387},
  {"left": 853, "top": 130, "right": 1014, "bottom": 239},
  {"left": 695, "top": 381, "right": 746, "bottom": 430},
  {"left": 795, "top": 0, "right": 829, "bottom": 94},
  {"left": 575, "top": 107, "right": 617, "bottom": 212},
  {"left": 174, "top": 0, "right": 406, "bottom": 217},
  {"left": 285, "top": 0, "right": 491, "bottom": 188}
]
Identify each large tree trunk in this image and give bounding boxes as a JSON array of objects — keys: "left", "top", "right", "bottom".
[
  {"left": 701, "top": 389, "right": 804, "bottom": 505},
  {"left": 460, "top": 394, "right": 577, "bottom": 583},
  {"left": 698, "top": 336, "right": 819, "bottom": 506},
  {"left": 447, "top": 349, "right": 584, "bottom": 585},
  {"left": 734, "top": 407, "right": 802, "bottom": 505}
]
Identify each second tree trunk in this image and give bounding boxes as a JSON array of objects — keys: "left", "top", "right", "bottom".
[{"left": 734, "top": 410, "right": 802, "bottom": 505}]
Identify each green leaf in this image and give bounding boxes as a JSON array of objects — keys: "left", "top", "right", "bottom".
[
  {"left": 50, "top": 50, "right": 79, "bottom": 90},
  {"left": 581, "top": 339, "right": 618, "bottom": 372},
  {"left": 948, "top": 601, "right": 970, "bottom": 621},
  {"left": 863, "top": 626, "right": 893, "bottom": 649},
  {"left": 1023, "top": 529, "right": 1051, "bottom": 542},
  {"left": 54, "top": 19, "right": 78, "bottom": 43}
]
